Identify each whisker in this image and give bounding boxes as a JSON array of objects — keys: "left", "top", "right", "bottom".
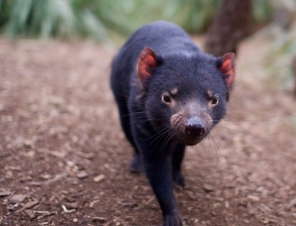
[
  {"left": 199, "top": 139, "right": 210, "bottom": 157},
  {"left": 159, "top": 129, "right": 177, "bottom": 161},
  {"left": 113, "top": 92, "right": 129, "bottom": 98},
  {"left": 147, "top": 126, "right": 171, "bottom": 145},
  {"left": 208, "top": 133, "right": 222, "bottom": 162}
]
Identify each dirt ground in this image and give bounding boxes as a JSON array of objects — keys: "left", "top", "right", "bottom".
[{"left": 0, "top": 36, "right": 296, "bottom": 226}]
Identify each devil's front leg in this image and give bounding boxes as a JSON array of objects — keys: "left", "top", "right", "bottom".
[
  {"left": 172, "top": 144, "right": 186, "bottom": 189},
  {"left": 134, "top": 130, "right": 184, "bottom": 226}
]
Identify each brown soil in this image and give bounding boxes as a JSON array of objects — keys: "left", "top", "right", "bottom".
[{"left": 0, "top": 37, "right": 296, "bottom": 226}]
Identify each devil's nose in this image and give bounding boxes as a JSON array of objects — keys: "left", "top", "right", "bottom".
[{"left": 185, "top": 117, "right": 205, "bottom": 137}]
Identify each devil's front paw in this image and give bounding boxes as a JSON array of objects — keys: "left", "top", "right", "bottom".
[{"left": 163, "top": 212, "right": 184, "bottom": 226}]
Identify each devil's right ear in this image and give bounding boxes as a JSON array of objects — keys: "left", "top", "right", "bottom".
[
  {"left": 218, "top": 52, "right": 235, "bottom": 89},
  {"left": 136, "top": 47, "right": 160, "bottom": 82}
]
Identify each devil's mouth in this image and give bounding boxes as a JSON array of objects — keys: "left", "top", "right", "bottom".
[{"left": 177, "top": 132, "right": 208, "bottom": 146}]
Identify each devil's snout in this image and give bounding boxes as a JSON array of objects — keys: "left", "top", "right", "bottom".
[{"left": 185, "top": 116, "right": 205, "bottom": 137}]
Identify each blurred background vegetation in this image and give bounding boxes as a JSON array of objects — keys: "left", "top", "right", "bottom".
[
  {"left": 0, "top": 0, "right": 273, "bottom": 40},
  {"left": 0, "top": 0, "right": 295, "bottom": 92}
]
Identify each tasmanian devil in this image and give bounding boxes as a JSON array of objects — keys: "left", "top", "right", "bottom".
[{"left": 110, "top": 21, "right": 235, "bottom": 226}]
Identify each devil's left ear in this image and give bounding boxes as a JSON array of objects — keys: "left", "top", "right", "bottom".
[
  {"left": 136, "top": 47, "right": 160, "bottom": 82},
  {"left": 219, "top": 53, "right": 235, "bottom": 88}
]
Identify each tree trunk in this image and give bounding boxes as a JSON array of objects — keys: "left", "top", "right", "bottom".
[{"left": 205, "top": 0, "right": 252, "bottom": 57}]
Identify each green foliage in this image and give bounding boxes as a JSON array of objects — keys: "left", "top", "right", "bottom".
[
  {"left": 0, "top": 0, "right": 107, "bottom": 40},
  {"left": 161, "top": 0, "right": 220, "bottom": 33},
  {"left": 263, "top": 0, "right": 296, "bottom": 90},
  {"left": 0, "top": 0, "right": 9, "bottom": 28},
  {"left": 266, "top": 27, "right": 296, "bottom": 89},
  {"left": 0, "top": 0, "right": 274, "bottom": 40},
  {"left": 252, "top": 0, "right": 274, "bottom": 23}
]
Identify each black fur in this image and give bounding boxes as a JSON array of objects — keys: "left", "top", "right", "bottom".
[{"left": 110, "top": 21, "right": 233, "bottom": 226}]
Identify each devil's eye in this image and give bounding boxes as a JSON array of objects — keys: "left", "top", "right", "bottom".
[
  {"left": 211, "top": 97, "right": 219, "bottom": 105},
  {"left": 162, "top": 94, "right": 171, "bottom": 103}
]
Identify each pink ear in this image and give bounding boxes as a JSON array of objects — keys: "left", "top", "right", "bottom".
[
  {"left": 220, "top": 53, "right": 235, "bottom": 88},
  {"left": 136, "top": 47, "right": 158, "bottom": 81}
]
